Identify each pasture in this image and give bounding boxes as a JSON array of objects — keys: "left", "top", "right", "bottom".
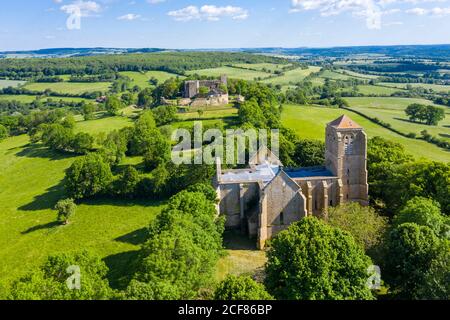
[
  {"left": 281, "top": 104, "right": 450, "bottom": 162},
  {"left": 232, "top": 63, "right": 291, "bottom": 73},
  {"left": 188, "top": 66, "right": 270, "bottom": 81},
  {"left": 24, "top": 82, "right": 112, "bottom": 95},
  {"left": 0, "top": 116, "right": 163, "bottom": 297},
  {"left": 262, "top": 66, "right": 321, "bottom": 86},
  {"left": 355, "top": 85, "right": 404, "bottom": 96},
  {"left": 119, "top": 71, "right": 181, "bottom": 88},
  {"left": 345, "top": 97, "right": 450, "bottom": 142},
  {"left": 378, "top": 82, "right": 450, "bottom": 93},
  {"left": 0, "top": 80, "right": 26, "bottom": 89}
]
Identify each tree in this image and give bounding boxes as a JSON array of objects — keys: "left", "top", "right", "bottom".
[
  {"left": 70, "top": 132, "right": 94, "bottom": 154},
  {"left": 105, "top": 96, "right": 123, "bottom": 116},
  {"left": 55, "top": 198, "right": 77, "bottom": 225},
  {"left": 137, "top": 88, "right": 154, "bottom": 108},
  {"left": 265, "top": 217, "right": 374, "bottom": 300},
  {"left": 61, "top": 114, "right": 76, "bottom": 129},
  {"left": 326, "top": 202, "right": 388, "bottom": 253},
  {"left": 113, "top": 166, "right": 140, "bottom": 197},
  {"left": 128, "top": 111, "right": 157, "bottom": 155},
  {"left": 8, "top": 251, "right": 114, "bottom": 300},
  {"left": 198, "top": 86, "right": 210, "bottom": 97},
  {"left": 293, "top": 139, "right": 325, "bottom": 167},
  {"left": 40, "top": 123, "right": 74, "bottom": 152},
  {"left": 0, "top": 124, "right": 8, "bottom": 140},
  {"left": 128, "top": 191, "right": 224, "bottom": 300},
  {"left": 424, "top": 105, "right": 445, "bottom": 125},
  {"left": 393, "top": 197, "right": 448, "bottom": 236},
  {"left": 214, "top": 275, "right": 273, "bottom": 300},
  {"left": 187, "top": 183, "right": 217, "bottom": 203},
  {"left": 383, "top": 223, "right": 449, "bottom": 299},
  {"left": 405, "top": 104, "right": 423, "bottom": 122},
  {"left": 100, "top": 129, "right": 129, "bottom": 165},
  {"left": 142, "top": 129, "right": 171, "bottom": 170},
  {"left": 82, "top": 102, "right": 96, "bottom": 121},
  {"left": 65, "top": 153, "right": 113, "bottom": 199},
  {"left": 152, "top": 105, "right": 178, "bottom": 126}
]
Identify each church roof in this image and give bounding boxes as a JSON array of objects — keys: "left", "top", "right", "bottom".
[{"left": 328, "top": 115, "right": 362, "bottom": 129}]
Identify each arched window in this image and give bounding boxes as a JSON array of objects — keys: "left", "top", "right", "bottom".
[{"left": 280, "top": 212, "right": 285, "bottom": 225}]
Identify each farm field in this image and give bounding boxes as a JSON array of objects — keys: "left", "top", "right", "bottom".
[
  {"left": 188, "top": 66, "right": 270, "bottom": 81},
  {"left": 262, "top": 66, "right": 321, "bottom": 85},
  {"left": 0, "top": 80, "right": 26, "bottom": 89},
  {"left": 378, "top": 82, "right": 450, "bottom": 93},
  {"left": 344, "top": 97, "right": 440, "bottom": 110},
  {"left": 0, "top": 94, "right": 94, "bottom": 103},
  {"left": 281, "top": 104, "right": 450, "bottom": 162},
  {"left": 345, "top": 97, "right": 450, "bottom": 142},
  {"left": 0, "top": 122, "right": 165, "bottom": 297},
  {"left": 232, "top": 63, "right": 291, "bottom": 73},
  {"left": 23, "top": 82, "right": 112, "bottom": 95},
  {"left": 74, "top": 116, "right": 133, "bottom": 136},
  {"left": 355, "top": 85, "right": 404, "bottom": 95},
  {"left": 119, "top": 71, "right": 181, "bottom": 88}
]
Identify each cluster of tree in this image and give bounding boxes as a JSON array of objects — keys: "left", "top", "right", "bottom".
[
  {"left": 7, "top": 251, "right": 115, "bottom": 300},
  {"left": 69, "top": 73, "right": 117, "bottom": 82},
  {"left": 405, "top": 103, "right": 445, "bottom": 125},
  {"left": 0, "top": 52, "right": 284, "bottom": 79},
  {"left": 367, "top": 136, "right": 450, "bottom": 215},
  {"left": 35, "top": 76, "right": 64, "bottom": 83},
  {"left": 124, "top": 186, "right": 224, "bottom": 300},
  {"left": 32, "top": 114, "right": 94, "bottom": 154},
  {"left": 433, "top": 96, "right": 450, "bottom": 107},
  {"left": 0, "top": 97, "right": 89, "bottom": 117}
]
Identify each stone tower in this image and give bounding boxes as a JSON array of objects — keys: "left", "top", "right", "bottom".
[{"left": 325, "top": 115, "right": 369, "bottom": 205}]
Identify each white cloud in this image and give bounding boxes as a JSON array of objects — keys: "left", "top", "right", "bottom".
[
  {"left": 60, "top": 1, "right": 101, "bottom": 17},
  {"left": 168, "top": 5, "right": 249, "bottom": 22},
  {"left": 290, "top": 0, "right": 450, "bottom": 29},
  {"left": 117, "top": 13, "right": 141, "bottom": 20}
]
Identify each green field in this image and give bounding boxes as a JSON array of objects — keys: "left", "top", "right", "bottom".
[
  {"left": 0, "top": 117, "right": 165, "bottom": 297},
  {"left": 24, "top": 82, "right": 112, "bottom": 95},
  {"left": 232, "top": 63, "right": 291, "bottom": 73},
  {"left": 0, "top": 80, "right": 26, "bottom": 89},
  {"left": 355, "top": 85, "right": 404, "bottom": 96},
  {"left": 188, "top": 66, "right": 270, "bottom": 81},
  {"left": 74, "top": 116, "right": 133, "bottom": 136},
  {"left": 345, "top": 97, "right": 450, "bottom": 142},
  {"left": 281, "top": 104, "right": 450, "bottom": 162},
  {"left": 0, "top": 94, "right": 94, "bottom": 104},
  {"left": 379, "top": 82, "right": 450, "bottom": 93},
  {"left": 119, "top": 71, "right": 181, "bottom": 88},
  {"left": 262, "top": 66, "right": 321, "bottom": 86}
]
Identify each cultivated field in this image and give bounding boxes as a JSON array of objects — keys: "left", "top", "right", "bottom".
[
  {"left": 281, "top": 104, "right": 450, "bottom": 162},
  {"left": 24, "top": 82, "right": 112, "bottom": 95}
]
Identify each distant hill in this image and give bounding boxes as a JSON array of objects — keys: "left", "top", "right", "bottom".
[{"left": 1, "top": 44, "right": 450, "bottom": 59}]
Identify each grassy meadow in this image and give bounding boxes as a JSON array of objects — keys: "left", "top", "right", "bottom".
[
  {"left": 119, "top": 71, "right": 182, "bottom": 88},
  {"left": 0, "top": 94, "right": 94, "bottom": 104},
  {"left": 188, "top": 66, "right": 270, "bottom": 81},
  {"left": 379, "top": 82, "right": 450, "bottom": 93},
  {"left": 24, "top": 82, "right": 112, "bottom": 95},
  {"left": 0, "top": 80, "right": 26, "bottom": 89},
  {"left": 0, "top": 116, "right": 165, "bottom": 297},
  {"left": 281, "top": 104, "right": 450, "bottom": 162},
  {"left": 262, "top": 66, "right": 321, "bottom": 85}
]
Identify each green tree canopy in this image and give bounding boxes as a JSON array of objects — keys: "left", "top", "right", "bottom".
[
  {"left": 55, "top": 198, "right": 76, "bottom": 225},
  {"left": 66, "top": 153, "right": 113, "bottom": 199},
  {"left": 214, "top": 275, "right": 273, "bottom": 300},
  {"left": 8, "top": 251, "right": 114, "bottom": 300},
  {"left": 265, "top": 217, "right": 374, "bottom": 300}
]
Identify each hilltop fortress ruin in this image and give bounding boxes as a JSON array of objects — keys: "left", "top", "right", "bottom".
[
  {"left": 215, "top": 115, "right": 369, "bottom": 249},
  {"left": 180, "top": 75, "right": 229, "bottom": 107}
]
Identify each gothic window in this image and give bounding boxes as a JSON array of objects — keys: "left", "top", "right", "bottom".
[
  {"left": 280, "top": 212, "right": 285, "bottom": 225},
  {"left": 344, "top": 135, "right": 354, "bottom": 155}
]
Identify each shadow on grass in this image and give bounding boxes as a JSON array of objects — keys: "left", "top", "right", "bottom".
[
  {"left": 15, "top": 143, "right": 76, "bottom": 161},
  {"left": 18, "top": 180, "right": 66, "bottom": 211},
  {"left": 115, "top": 228, "right": 148, "bottom": 246},
  {"left": 21, "top": 221, "right": 60, "bottom": 234},
  {"left": 223, "top": 230, "right": 257, "bottom": 251},
  {"left": 104, "top": 250, "right": 141, "bottom": 290},
  {"left": 393, "top": 117, "right": 422, "bottom": 124},
  {"left": 439, "top": 133, "right": 450, "bottom": 139}
]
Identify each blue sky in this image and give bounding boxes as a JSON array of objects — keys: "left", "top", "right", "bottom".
[{"left": 0, "top": 0, "right": 449, "bottom": 51}]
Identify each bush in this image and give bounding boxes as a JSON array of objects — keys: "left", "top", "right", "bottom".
[{"left": 55, "top": 198, "right": 77, "bottom": 225}]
